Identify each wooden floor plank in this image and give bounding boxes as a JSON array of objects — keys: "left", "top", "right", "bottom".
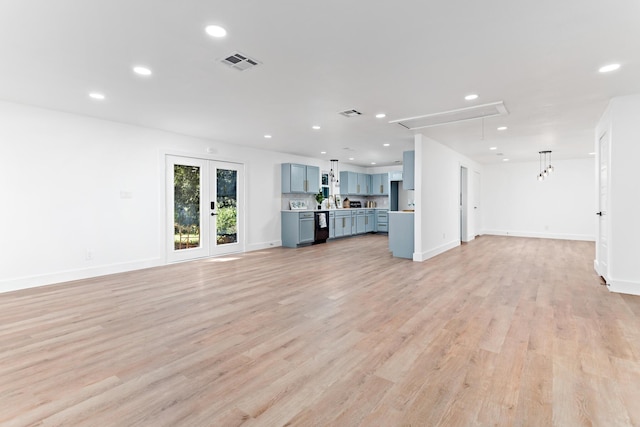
[{"left": 1, "top": 235, "right": 638, "bottom": 426}]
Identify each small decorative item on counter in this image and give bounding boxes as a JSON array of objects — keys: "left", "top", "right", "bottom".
[
  {"left": 343, "top": 197, "right": 350, "bottom": 208},
  {"left": 315, "top": 190, "right": 324, "bottom": 209}
]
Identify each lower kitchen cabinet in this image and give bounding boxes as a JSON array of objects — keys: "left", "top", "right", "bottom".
[
  {"left": 376, "top": 209, "right": 388, "bottom": 233},
  {"left": 355, "top": 210, "right": 366, "bottom": 234},
  {"left": 333, "top": 210, "right": 352, "bottom": 237},
  {"left": 281, "top": 211, "right": 315, "bottom": 247},
  {"left": 329, "top": 211, "right": 335, "bottom": 239},
  {"left": 366, "top": 210, "right": 375, "bottom": 232}
]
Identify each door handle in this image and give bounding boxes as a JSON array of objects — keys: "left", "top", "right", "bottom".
[
  {"left": 596, "top": 211, "right": 604, "bottom": 216},
  {"left": 211, "top": 212, "right": 217, "bottom": 216}
]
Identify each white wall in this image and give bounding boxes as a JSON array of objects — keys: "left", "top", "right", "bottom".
[
  {"left": 595, "top": 94, "right": 640, "bottom": 295},
  {"left": 413, "top": 134, "right": 482, "bottom": 262},
  {"left": 0, "top": 101, "right": 331, "bottom": 293},
  {"left": 482, "top": 158, "right": 596, "bottom": 241}
]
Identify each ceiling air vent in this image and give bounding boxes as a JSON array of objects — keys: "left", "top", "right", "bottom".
[
  {"left": 390, "top": 101, "right": 508, "bottom": 130},
  {"left": 220, "top": 52, "right": 261, "bottom": 71},
  {"left": 339, "top": 109, "right": 363, "bottom": 118}
]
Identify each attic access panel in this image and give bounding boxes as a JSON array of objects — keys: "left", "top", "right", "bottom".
[{"left": 390, "top": 101, "right": 508, "bottom": 130}]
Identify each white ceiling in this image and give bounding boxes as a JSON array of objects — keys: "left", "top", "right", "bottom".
[{"left": 1, "top": 0, "right": 639, "bottom": 166}]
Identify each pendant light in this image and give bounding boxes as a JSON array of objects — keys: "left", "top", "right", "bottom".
[{"left": 537, "top": 150, "right": 552, "bottom": 181}]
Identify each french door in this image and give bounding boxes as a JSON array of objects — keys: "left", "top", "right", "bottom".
[{"left": 166, "top": 155, "right": 244, "bottom": 262}]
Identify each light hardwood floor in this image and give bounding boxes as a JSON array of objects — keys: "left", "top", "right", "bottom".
[{"left": 1, "top": 235, "right": 640, "bottom": 426}]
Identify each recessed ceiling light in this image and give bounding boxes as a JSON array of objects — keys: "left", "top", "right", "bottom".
[
  {"left": 205, "top": 25, "right": 227, "bottom": 38},
  {"left": 589, "top": 152, "right": 596, "bottom": 155},
  {"left": 599, "top": 63, "right": 621, "bottom": 73},
  {"left": 320, "top": 151, "right": 327, "bottom": 154},
  {"left": 264, "top": 134, "right": 272, "bottom": 139},
  {"left": 502, "top": 158, "right": 510, "bottom": 162},
  {"left": 383, "top": 143, "right": 390, "bottom": 147},
  {"left": 497, "top": 126, "right": 508, "bottom": 131},
  {"left": 375, "top": 113, "right": 386, "bottom": 119},
  {"left": 371, "top": 162, "right": 377, "bottom": 165},
  {"left": 89, "top": 92, "right": 105, "bottom": 100},
  {"left": 312, "top": 125, "right": 321, "bottom": 130},
  {"left": 133, "top": 66, "right": 152, "bottom": 76},
  {"left": 465, "top": 94, "right": 478, "bottom": 101},
  {"left": 348, "top": 157, "right": 354, "bottom": 161},
  {"left": 489, "top": 147, "right": 497, "bottom": 150}
]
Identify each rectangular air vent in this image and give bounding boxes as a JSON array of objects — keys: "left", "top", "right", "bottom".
[
  {"left": 390, "top": 101, "right": 508, "bottom": 130},
  {"left": 339, "top": 109, "right": 363, "bottom": 117},
  {"left": 220, "top": 52, "right": 261, "bottom": 71}
]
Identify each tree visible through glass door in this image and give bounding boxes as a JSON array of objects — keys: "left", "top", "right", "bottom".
[
  {"left": 174, "top": 164, "right": 201, "bottom": 250},
  {"left": 216, "top": 168, "right": 237, "bottom": 245}
]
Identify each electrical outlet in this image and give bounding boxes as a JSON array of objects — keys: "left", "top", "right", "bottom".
[{"left": 85, "top": 250, "right": 93, "bottom": 261}]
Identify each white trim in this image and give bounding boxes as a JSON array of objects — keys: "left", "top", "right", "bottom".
[
  {"left": 0, "top": 258, "right": 162, "bottom": 294},
  {"left": 246, "top": 240, "right": 282, "bottom": 251},
  {"left": 483, "top": 230, "right": 595, "bottom": 242},
  {"left": 608, "top": 279, "right": 640, "bottom": 296},
  {"left": 413, "top": 240, "right": 460, "bottom": 262}
]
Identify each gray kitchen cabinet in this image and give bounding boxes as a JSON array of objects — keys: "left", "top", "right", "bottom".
[
  {"left": 334, "top": 210, "right": 352, "bottom": 237},
  {"left": 389, "top": 212, "right": 414, "bottom": 258},
  {"left": 403, "top": 151, "right": 415, "bottom": 190},
  {"left": 282, "top": 163, "right": 320, "bottom": 194},
  {"left": 358, "top": 173, "right": 371, "bottom": 195},
  {"left": 281, "top": 211, "right": 315, "bottom": 247},
  {"left": 365, "top": 209, "right": 375, "bottom": 232},
  {"left": 355, "top": 209, "right": 366, "bottom": 234},
  {"left": 371, "top": 173, "right": 389, "bottom": 195},
  {"left": 339, "top": 171, "right": 358, "bottom": 195},
  {"left": 339, "top": 172, "right": 372, "bottom": 195},
  {"left": 376, "top": 209, "right": 388, "bottom": 233},
  {"left": 329, "top": 211, "right": 335, "bottom": 239}
]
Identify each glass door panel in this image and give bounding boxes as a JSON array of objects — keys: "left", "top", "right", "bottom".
[
  {"left": 216, "top": 168, "right": 238, "bottom": 245},
  {"left": 174, "top": 164, "right": 201, "bottom": 250},
  {"left": 210, "top": 161, "right": 244, "bottom": 256}
]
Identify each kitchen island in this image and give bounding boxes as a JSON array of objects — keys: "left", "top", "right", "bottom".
[{"left": 388, "top": 211, "right": 414, "bottom": 259}]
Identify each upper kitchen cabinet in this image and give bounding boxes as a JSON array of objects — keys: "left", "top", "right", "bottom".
[
  {"left": 358, "top": 173, "right": 371, "bottom": 195},
  {"left": 403, "top": 151, "right": 415, "bottom": 190},
  {"left": 281, "top": 163, "right": 320, "bottom": 194},
  {"left": 339, "top": 171, "right": 357, "bottom": 195},
  {"left": 340, "top": 171, "right": 372, "bottom": 195},
  {"left": 371, "top": 173, "right": 389, "bottom": 195}
]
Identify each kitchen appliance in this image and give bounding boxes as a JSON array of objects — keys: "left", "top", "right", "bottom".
[{"left": 314, "top": 211, "right": 329, "bottom": 243}]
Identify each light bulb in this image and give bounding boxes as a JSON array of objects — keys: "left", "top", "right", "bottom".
[
  {"left": 543, "top": 169, "right": 548, "bottom": 177},
  {"left": 548, "top": 165, "right": 554, "bottom": 173},
  {"left": 537, "top": 174, "right": 543, "bottom": 181}
]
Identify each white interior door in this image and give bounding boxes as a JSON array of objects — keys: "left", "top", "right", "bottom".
[
  {"left": 596, "top": 132, "right": 609, "bottom": 280},
  {"left": 460, "top": 166, "right": 468, "bottom": 242},
  {"left": 472, "top": 171, "right": 481, "bottom": 238},
  {"left": 166, "top": 155, "right": 244, "bottom": 263}
]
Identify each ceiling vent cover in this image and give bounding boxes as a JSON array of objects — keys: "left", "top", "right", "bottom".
[
  {"left": 339, "top": 109, "right": 363, "bottom": 118},
  {"left": 220, "top": 52, "right": 261, "bottom": 71},
  {"left": 390, "top": 101, "right": 508, "bottom": 130}
]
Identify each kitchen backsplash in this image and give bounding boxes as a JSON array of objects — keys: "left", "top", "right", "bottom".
[{"left": 281, "top": 194, "right": 389, "bottom": 210}]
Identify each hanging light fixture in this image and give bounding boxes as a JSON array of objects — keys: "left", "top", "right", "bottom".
[
  {"left": 329, "top": 160, "right": 339, "bottom": 182},
  {"left": 537, "top": 150, "right": 552, "bottom": 181}
]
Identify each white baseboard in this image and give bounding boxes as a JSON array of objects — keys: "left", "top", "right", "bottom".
[
  {"left": 413, "top": 240, "right": 460, "bottom": 262},
  {"left": 483, "top": 230, "right": 595, "bottom": 242},
  {"left": 608, "top": 279, "right": 640, "bottom": 296},
  {"left": 0, "top": 257, "right": 163, "bottom": 294},
  {"left": 246, "top": 240, "right": 282, "bottom": 252}
]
